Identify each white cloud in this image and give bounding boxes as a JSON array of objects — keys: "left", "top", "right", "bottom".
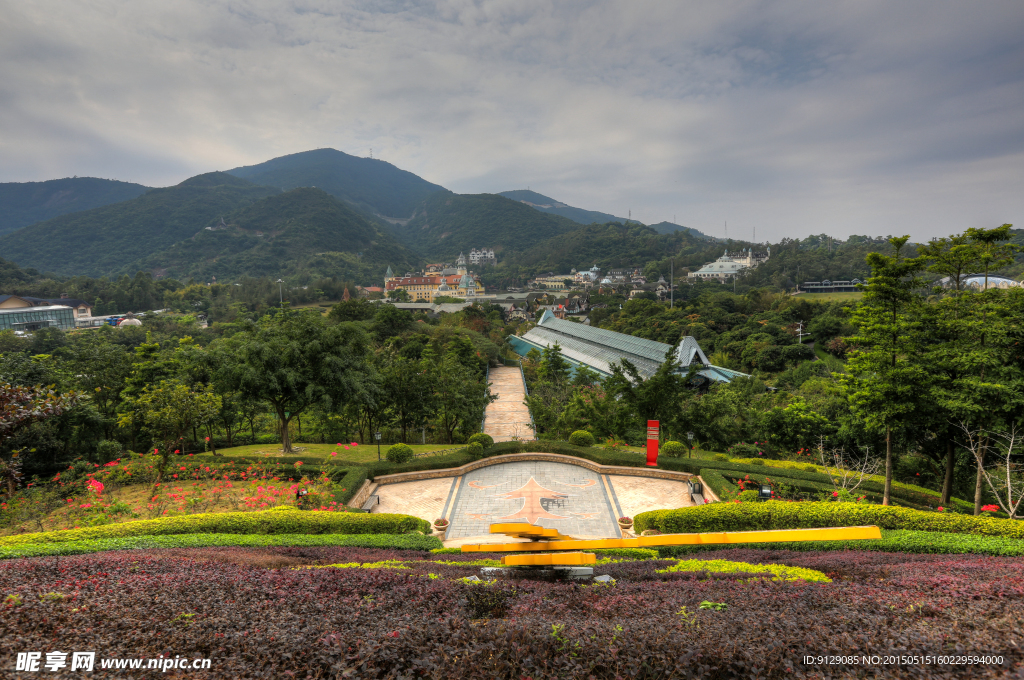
[{"left": 0, "top": 0, "right": 1022, "bottom": 241}]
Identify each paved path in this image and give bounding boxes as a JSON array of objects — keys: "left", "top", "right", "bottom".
[
  {"left": 372, "top": 478, "right": 454, "bottom": 524},
  {"left": 483, "top": 366, "right": 535, "bottom": 442}
]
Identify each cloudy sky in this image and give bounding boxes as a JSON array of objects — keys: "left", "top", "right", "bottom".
[{"left": 2, "top": 1, "right": 1022, "bottom": 242}]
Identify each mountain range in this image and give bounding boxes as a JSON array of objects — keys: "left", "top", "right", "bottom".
[
  {"left": 0, "top": 177, "right": 150, "bottom": 236},
  {"left": 0, "top": 148, "right": 709, "bottom": 284}
]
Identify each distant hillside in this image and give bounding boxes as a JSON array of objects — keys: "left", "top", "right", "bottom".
[
  {"left": 0, "top": 177, "right": 150, "bottom": 236},
  {"left": 226, "top": 148, "right": 446, "bottom": 220},
  {"left": 133, "top": 188, "right": 419, "bottom": 286},
  {"left": 510, "top": 222, "right": 711, "bottom": 273},
  {"left": 1, "top": 172, "right": 280, "bottom": 278},
  {"left": 498, "top": 189, "right": 626, "bottom": 226},
  {"left": 390, "top": 192, "right": 580, "bottom": 261},
  {"left": 498, "top": 190, "right": 711, "bottom": 239},
  {"left": 647, "top": 221, "right": 711, "bottom": 238}
]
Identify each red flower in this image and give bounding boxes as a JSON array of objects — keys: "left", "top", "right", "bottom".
[
  {"left": 981, "top": 504, "right": 999, "bottom": 513},
  {"left": 832, "top": 491, "right": 839, "bottom": 497},
  {"left": 937, "top": 506, "right": 945, "bottom": 512}
]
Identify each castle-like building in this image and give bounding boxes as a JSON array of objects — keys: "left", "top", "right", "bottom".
[
  {"left": 688, "top": 247, "right": 770, "bottom": 282},
  {"left": 384, "top": 255, "right": 486, "bottom": 301}
]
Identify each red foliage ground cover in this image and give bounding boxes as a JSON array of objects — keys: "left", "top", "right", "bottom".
[{"left": 2, "top": 547, "right": 1022, "bottom": 679}]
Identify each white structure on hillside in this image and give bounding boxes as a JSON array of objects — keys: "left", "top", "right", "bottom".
[
  {"left": 688, "top": 247, "right": 770, "bottom": 282},
  {"left": 469, "top": 248, "right": 496, "bottom": 265}
]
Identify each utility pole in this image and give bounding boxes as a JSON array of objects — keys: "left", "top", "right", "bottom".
[
  {"left": 796, "top": 321, "right": 806, "bottom": 344},
  {"left": 277, "top": 279, "right": 284, "bottom": 307},
  {"left": 670, "top": 258, "right": 674, "bottom": 309}
]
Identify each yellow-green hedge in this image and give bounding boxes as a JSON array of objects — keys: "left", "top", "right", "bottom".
[
  {"left": 0, "top": 510, "right": 431, "bottom": 547},
  {"left": 657, "top": 558, "right": 830, "bottom": 583},
  {"left": 634, "top": 501, "right": 1024, "bottom": 539}
]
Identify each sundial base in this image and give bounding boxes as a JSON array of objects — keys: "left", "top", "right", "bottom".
[{"left": 480, "top": 566, "right": 594, "bottom": 581}]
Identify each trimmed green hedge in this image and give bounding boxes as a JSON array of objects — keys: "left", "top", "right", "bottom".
[
  {"left": 0, "top": 532, "right": 443, "bottom": 560},
  {"left": 635, "top": 501, "right": 1024, "bottom": 539},
  {"left": 655, "top": 529, "right": 1024, "bottom": 558},
  {"left": 0, "top": 510, "right": 432, "bottom": 547},
  {"left": 717, "top": 470, "right": 932, "bottom": 511}
]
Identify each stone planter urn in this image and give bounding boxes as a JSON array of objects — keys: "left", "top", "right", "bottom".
[
  {"left": 433, "top": 519, "right": 449, "bottom": 535},
  {"left": 617, "top": 517, "right": 633, "bottom": 532}
]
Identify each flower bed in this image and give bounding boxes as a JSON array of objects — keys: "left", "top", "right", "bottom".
[
  {"left": 1, "top": 547, "right": 1021, "bottom": 678},
  {"left": 635, "top": 501, "right": 1024, "bottom": 539},
  {"left": 0, "top": 509, "right": 431, "bottom": 548}
]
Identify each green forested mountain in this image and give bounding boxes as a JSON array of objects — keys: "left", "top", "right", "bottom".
[
  {"left": 133, "top": 187, "right": 419, "bottom": 285},
  {"left": 498, "top": 190, "right": 710, "bottom": 239},
  {"left": 1, "top": 173, "right": 280, "bottom": 278},
  {"left": 647, "top": 220, "right": 710, "bottom": 238},
  {"left": 391, "top": 192, "right": 581, "bottom": 260},
  {"left": 226, "top": 148, "right": 446, "bottom": 219},
  {"left": 498, "top": 189, "right": 626, "bottom": 226},
  {"left": 0, "top": 177, "right": 150, "bottom": 236}
]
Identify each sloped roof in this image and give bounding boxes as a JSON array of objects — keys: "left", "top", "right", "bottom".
[{"left": 516, "top": 309, "right": 747, "bottom": 382}]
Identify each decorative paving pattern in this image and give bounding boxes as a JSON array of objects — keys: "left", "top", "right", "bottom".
[
  {"left": 446, "top": 461, "right": 620, "bottom": 539},
  {"left": 484, "top": 366, "right": 535, "bottom": 442},
  {"left": 607, "top": 475, "right": 694, "bottom": 520},
  {"left": 372, "top": 478, "right": 454, "bottom": 524}
]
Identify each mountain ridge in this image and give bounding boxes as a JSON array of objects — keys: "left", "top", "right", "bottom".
[{"left": 0, "top": 177, "right": 151, "bottom": 236}]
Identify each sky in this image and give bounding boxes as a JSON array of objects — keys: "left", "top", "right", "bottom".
[{"left": 2, "top": 0, "right": 1023, "bottom": 243}]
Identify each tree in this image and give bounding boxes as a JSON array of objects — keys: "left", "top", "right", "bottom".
[
  {"left": 213, "top": 312, "right": 373, "bottom": 452},
  {"left": 371, "top": 304, "right": 413, "bottom": 341},
  {"left": 0, "top": 382, "right": 80, "bottom": 494},
  {"left": 844, "top": 236, "right": 927, "bottom": 505},
  {"left": 957, "top": 423, "right": 1024, "bottom": 519},
  {"left": 425, "top": 355, "right": 491, "bottom": 443},
  {"left": 604, "top": 350, "right": 689, "bottom": 440},
  {"left": 380, "top": 352, "right": 432, "bottom": 443},
  {"left": 128, "top": 379, "right": 220, "bottom": 482}
]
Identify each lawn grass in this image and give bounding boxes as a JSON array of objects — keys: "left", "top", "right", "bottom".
[
  {"left": 200, "top": 442, "right": 458, "bottom": 463},
  {"left": 793, "top": 291, "right": 863, "bottom": 302}
]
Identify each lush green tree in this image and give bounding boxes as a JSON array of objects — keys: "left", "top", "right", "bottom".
[
  {"left": 371, "top": 304, "right": 413, "bottom": 341},
  {"left": 328, "top": 298, "right": 377, "bottom": 323},
  {"left": 380, "top": 351, "right": 432, "bottom": 443},
  {"left": 425, "top": 354, "right": 491, "bottom": 443},
  {"left": 212, "top": 312, "right": 373, "bottom": 452},
  {"left": 127, "top": 379, "right": 221, "bottom": 480},
  {"left": 844, "top": 236, "right": 928, "bottom": 505},
  {"left": 0, "top": 382, "right": 80, "bottom": 494}
]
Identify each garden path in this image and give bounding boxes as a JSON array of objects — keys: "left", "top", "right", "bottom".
[{"left": 483, "top": 366, "right": 535, "bottom": 442}]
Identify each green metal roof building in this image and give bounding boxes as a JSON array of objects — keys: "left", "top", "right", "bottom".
[{"left": 508, "top": 309, "right": 747, "bottom": 383}]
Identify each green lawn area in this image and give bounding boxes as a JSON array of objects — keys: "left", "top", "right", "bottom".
[
  {"left": 793, "top": 291, "right": 863, "bottom": 302},
  {"left": 203, "top": 442, "right": 462, "bottom": 463}
]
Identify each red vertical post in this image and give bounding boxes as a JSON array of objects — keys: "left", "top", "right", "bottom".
[{"left": 645, "top": 420, "right": 660, "bottom": 466}]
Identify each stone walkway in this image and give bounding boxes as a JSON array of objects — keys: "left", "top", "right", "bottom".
[
  {"left": 484, "top": 366, "right": 535, "bottom": 442},
  {"left": 372, "top": 478, "right": 454, "bottom": 523},
  {"left": 607, "top": 475, "right": 695, "bottom": 520}
]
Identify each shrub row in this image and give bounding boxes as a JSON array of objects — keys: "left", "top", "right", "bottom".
[
  {"left": 0, "top": 509, "right": 432, "bottom": 547},
  {"left": 634, "top": 501, "right": 1024, "bottom": 539},
  {"left": 0, "top": 532, "right": 443, "bottom": 560},
  {"left": 654, "top": 529, "right": 1024, "bottom": 558},
  {"left": 717, "top": 470, "right": 932, "bottom": 511}
]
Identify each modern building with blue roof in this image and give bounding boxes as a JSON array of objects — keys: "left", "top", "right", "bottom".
[{"left": 508, "top": 310, "right": 748, "bottom": 383}]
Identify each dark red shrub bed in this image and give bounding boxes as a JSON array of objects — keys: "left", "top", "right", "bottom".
[{"left": 2, "top": 547, "right": 1022, "bottom": 679}]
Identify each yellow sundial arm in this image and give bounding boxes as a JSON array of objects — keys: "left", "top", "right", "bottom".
[
  {"left": 488, "top": 523, "right": 576, "bottom": 540},
  {"left": 461, "top": 525, "right": 882, "bottom": 553}
]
